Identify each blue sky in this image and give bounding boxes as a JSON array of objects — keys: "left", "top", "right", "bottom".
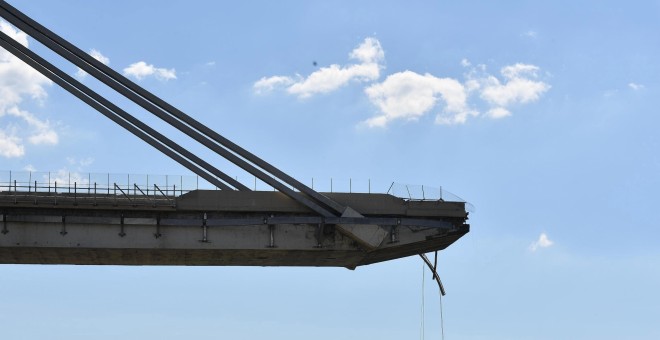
[{"left": 1, "top": 0, "right": 659, "bottom": 339}]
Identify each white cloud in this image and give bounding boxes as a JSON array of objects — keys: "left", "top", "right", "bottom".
[
  {"left": 0, "top": 20, "right": 57, "bottom": 158},
  {"left": 0, "top": 130, "right": 24, "bottom": 157},
  {"left": 254, "top": 37, "right": 384, "bottom": 98},
  {"left": 522, "top": 30, "right": 538, "bottom": 39},
  {"left": 486, "top": 107, "right": 511, "bottom": 119},
  {"left": 529, "top": 233, "right": 554, "bottom": 252},
  {"left": 254, "top": 38, "right": 550, "bottom": 128},
  {"left": 253, "top": 76, "right": 294, "bottom": 94},
  {"left": 628, "top": 82, "right": 644, "bottom": 91},
  {"left": 479, "top": 64, "right": 550, "bottom": 107},
  {"left": 363, "top": 71, "right": 476, "bottom": 127},
  {"left": 123, "top": 61, "right": 177, "bottom": 81},
  {"left": 0, "top": 20, "right": 28, "bottom": 47},
  {"left": 75, "top": 49, "right": 110, "bottom": 79},
  {"left": 66, "top": 156, "right": 94, "bottom": 167},
  {"left": 7, "top": 107, "right": 58, "bottom": 145}
]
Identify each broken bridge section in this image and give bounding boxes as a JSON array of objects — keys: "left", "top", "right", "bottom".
[
  {"left": 0, "top": 190, "right": 469, "bottom": 268},
  {"left": 0, "top": 0, "right": 470, "bottom": 267}
]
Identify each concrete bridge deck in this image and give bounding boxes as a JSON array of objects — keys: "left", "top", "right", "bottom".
[{"left": 0, "top": 190, "right": 468, "bottom": 268}]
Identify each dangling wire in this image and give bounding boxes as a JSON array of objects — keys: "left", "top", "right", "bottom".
[
  {"left": 420, "top": 261, "right": 425, "bottom": 340},
  {"left": 435, "top": 251, "right": 445, "bottom": 340},
  {"left": 439, "top": 289, "right": 445, "bottom": 340},
  {"left": 419, "top": 252, "right": 446, "bottom": 340}
]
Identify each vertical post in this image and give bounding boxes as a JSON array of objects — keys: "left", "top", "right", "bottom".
[
  {"left": 28, "top": 171, "right": 32, "bottom": 192},
  {"left": 88, "top": 173, "right": 91, "bottom": 194},
  {"left": 48, "top": 172, "right": 50, "bottom": 193},
  {"left": 311, "top": 177, "right": 314, "bottom": 190},
  {"left": 74, "top": 182, "right": 77, "bottom": 205},
  {"left": 94, "top": 182, "right": 97, "bottom": 206},
  {"left": 422, "top": 185, "right": 425, "bottom": 200},
  {"left": 368, "top": 179, "right": 371, "bottom": 194},
  {"left": 107, "top": 173, "right": 110, "bottom": 195},
  {"left": 68, "top": 172, "right": 71, "bottom": 193},
  {"left": 254, "top": 176, "right": 257, "bottom": 191},
  {"left": 331, "top": 178, "right": 333, "bottom": 193}
]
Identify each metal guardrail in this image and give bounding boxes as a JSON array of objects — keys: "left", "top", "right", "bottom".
[
  {"left": 0, "top": 171, "right": 471, "bottom": 208},
  {"left": 0, "top": 171, "right": 191, "bottom": 207}
]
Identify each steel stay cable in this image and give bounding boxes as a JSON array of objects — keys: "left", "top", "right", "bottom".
[
  {"left": 0, "top": 31, "right": 234, "bottom": 191},
  {"left": 0, "top": 0, "right": 345, "bottom": 216}
]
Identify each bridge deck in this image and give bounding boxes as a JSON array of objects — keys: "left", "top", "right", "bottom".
[{"left": 0, "top": 190, "right": 469, "bottom": 268}]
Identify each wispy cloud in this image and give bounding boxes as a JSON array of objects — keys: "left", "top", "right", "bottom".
[
  {"left": 123, "top": 61, "right": 177, "bottom": 81},
  {"left": 529, "top": 233, "right": 554, "bottom": 252},
  {"left": 75, "top": 49, "right": 110, "bottom": 79},
  {"left": 254, "top": 38, "right": 550, "bottom": 128},
  {"left": 254, "top": 37, "right": 384, "bottom": 98},
  {"left": 628, "top": 82, "right": 645, "bottom": 91},
  {"left": 473, "top": 63, "right": 551, "bottom": 119},
  {"left": 0, "top": 20, "right": 58, "bottom": 158},
  {"left": 522, "top": 30, "right": 538, "bottom": 39}
]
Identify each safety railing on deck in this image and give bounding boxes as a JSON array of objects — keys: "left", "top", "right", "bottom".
[{"left": 0, "top": 170, "right": 470, "bottom": 208}]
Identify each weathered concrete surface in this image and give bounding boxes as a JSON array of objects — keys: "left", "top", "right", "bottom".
[
  {"left": 0, "top": 190, "right": 469, "bottom": 267},
  {"left": 335, "top": 206, "right": 389, "bottom": 250}
]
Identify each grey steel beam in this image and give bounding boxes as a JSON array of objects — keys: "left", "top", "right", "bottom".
[
  {"left": 0, "top": 31, "right": 242, "bottom": 191},
  {"left": 0, "top": 1, "right": 346, "bottom": 216}
]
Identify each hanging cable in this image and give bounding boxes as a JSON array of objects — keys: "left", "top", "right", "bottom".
[
  {"left": 420, "top": 261, "right": 425, "bottom": 340},
  {"left": 439, "top": 289, "right": 445, "bottom": 340}
]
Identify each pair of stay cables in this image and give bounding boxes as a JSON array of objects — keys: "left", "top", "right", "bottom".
[{"left": 0, "top": 1, "right": 344, "bottom": 217}]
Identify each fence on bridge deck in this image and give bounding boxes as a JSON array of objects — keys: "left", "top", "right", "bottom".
[{"left": 0, "top": 170, "right": 469, "bottom": 209}]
